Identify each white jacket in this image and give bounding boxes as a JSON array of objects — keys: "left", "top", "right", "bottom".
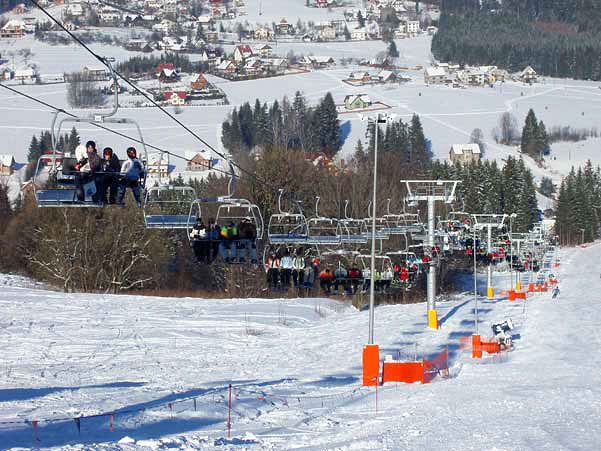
[
  {"left": 281, "top": 256, "right": 293, "bottom": 269},
  {"left": 292, "top": 256, "right": 305, "bottom": 270},
  {"left": 75, "top": 144, "right": 87, "bottom": 161}
]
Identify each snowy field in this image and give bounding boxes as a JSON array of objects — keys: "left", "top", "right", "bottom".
[
  {"left": 1, "top": 32, "right": 600, "bottom": 185},
  {"left": 1, "top": 244, "right": 601, "bottom": 450}
]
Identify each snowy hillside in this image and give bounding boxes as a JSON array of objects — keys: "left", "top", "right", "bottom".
[{"left": 1, "top": 243, "right": 600, "bottom": 450}]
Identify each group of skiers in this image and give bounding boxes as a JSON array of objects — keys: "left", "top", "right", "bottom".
[
  {"left": 189, "top": 218, "right": 258, "bottom": 264},
  {"left": 72, "top": 140, "right": 143, "bottom": 206},
  {"left": 263, "top": 250, "right": 421, "bottom": 295}
]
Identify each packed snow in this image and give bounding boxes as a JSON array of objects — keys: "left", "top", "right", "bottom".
[{"left": 1, "top": 243, "right": 600, "bottom": 449}]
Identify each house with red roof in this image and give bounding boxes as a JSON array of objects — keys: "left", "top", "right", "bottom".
[
  {"left": 164, "top": 91, "right": 187, "bottom": 106},
  {"left": 233, "top": 45, "right": 254, "bottom": 63}
]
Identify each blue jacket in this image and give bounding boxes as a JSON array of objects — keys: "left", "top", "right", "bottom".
[{"left": 121, "top": 158, "right": 143, "bottom": 181}]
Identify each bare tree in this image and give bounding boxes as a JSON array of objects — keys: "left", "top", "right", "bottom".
[
  {"left": 469, "top": 128, "right": 486, "bottom": 155},
  {"left": 499, "top": 112, "right": 518, "bottom": 145}
]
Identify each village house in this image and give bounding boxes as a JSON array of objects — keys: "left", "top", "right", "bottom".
[
  {"left": 99, "top": 7, "right": 122, "bottom": 24},
  {"left": 315, "top": 0, "right": 331, "bottom": 7},
  {"left": 263, "top": 58, "right": 288, "bottom": 73},
  {"left": 163, "top": 91, "right": 187, "bottom": 106},
  {"left": 349, "top": 71, "right": 372, "bottom": 84},
  {"left": 257, "top": 44, "right": 273, "bottom": 58},
  {"left": 83, "top": 65, "right": 109, "bottom": 80},
  {"left": 344, "top": 94, "right": 371, "bottom": 110},
  {"left": 217, "top": 60, "right": 235, "bottom": 73},
  {"left": 0, "top": 154, "right": 15, "bottom": 176},
  {"left": 233, "top": 45, "right": 254, "bottom": 62},
  {"left": 1, "top": 20, "right": 25, "bottom": 38},
  {"left": 318, "top": 25, "right": 337, "bottom": 41},
  {"left": 65, "top": 2, "right": 84, "bottom": 17},
  {"left": 243, "top": 57, "right": 262, "bottom": 75},
  {"left": 424, "top": 66, "right": 447, "bottom": 84},
  {"left": 377, "top": 69, "right": 397, "bottom": 83},
  {"left": 191, "top": 73, "right": 208, "bottom": 91},
  {"left": 205, "top": 31, "right": 219, "bottom": 43},
  {"left": 276, "top": 18, "right": 293, "bottom": 35},
  {"left": 520, "top": 66, "right": 538, "bottom": 83},
  {"left": 449, "top": 143, "right": 481, "bottom": 164},
  {"left": 159, "top": 68, "right": 179, "bottom": 83},
  {"left": 308, "top": 55, "right": 335, "bottom": 69},
  {"left": 254, "top": 27, "right": 274, "bottom": 41},
  {"left": 351, "top": 27, "right": 367, "bottom": 41},
  {"left": 186, "top": 152, "right": 212, "bottom": 171},
  {"left": 14, "top": 68, "right": 36, "bottom": 83},
  {"left": 146, "top": 153, "right": 170, "bottom": 178}
]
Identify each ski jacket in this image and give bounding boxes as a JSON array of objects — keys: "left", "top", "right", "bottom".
[
  {"left": 101, "top": 153, "right": 121, "bottom": 173},
  {"left": 382, "top": 269, "right": 393, "bottom": 281},
  {"left": 266, "top": 256, "right": 280, "bottom": 269},
  {"left": 281, "top": 256, "right": 293, "bottom": 269},
  {"left": 239, "top": 221, "right": 256, "bottom": 239},
  {"left": 362, "top": 268, "right": 371, "bottom": 279},
  {"left": 319, "top": 270, "right": 334, "bottom": 280},
  {"left": 348, "top": 268, "right": 360, "bottom": 279},
  {"left": 121, "top": 157, "right": 143, "bottom": 181},
  {"left": 334, "top": 268, "right": 348, "bottom": 279},
  {"left": 292, "top": 256, "right": 305, "bottom": 270},
  {"left": 190, "top": 225, "right": 207, "bottom": 239}
]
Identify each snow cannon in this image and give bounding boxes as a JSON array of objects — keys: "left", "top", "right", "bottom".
[{"left": 491, "top": 318, "right": 514, "bottom": 349}]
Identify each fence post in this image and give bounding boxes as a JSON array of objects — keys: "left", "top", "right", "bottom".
[
  {"left": 109, "top": 414, "right": 113, "bottom": 433},
  {"left": 228, "top": 384, "right": 232, "bottom": 439}
]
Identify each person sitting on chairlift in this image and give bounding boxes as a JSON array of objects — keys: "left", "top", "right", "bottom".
[
  {"left": 74, "top": 141, "right": 102, "bottom": 203},
  {"left": 190, "top": 218, "right": 208, "bottom": 262},
  {"left": 265, "top": 252, "right": 281, "bottom": 289},
  {"left": 292, "top": 251, "right": 305, "bottom": 287},
  {"left": 319, "top": 267, "right": 334, "bottom": 295},
  {"left": 118, "top": 147, "right": 143, "bottom": 207},
  {"left": 238, "top": 218, "right": 257, "bottom": 264},
  {"left": 98, "top": 147, "right": 121, "bottom": 205}
]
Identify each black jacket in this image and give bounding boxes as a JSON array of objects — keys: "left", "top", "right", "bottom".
[{"left": 101, "top": 153, "right": 121, "bottom": 173}]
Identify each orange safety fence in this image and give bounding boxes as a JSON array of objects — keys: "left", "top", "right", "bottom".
[{"left": 381, "top": 348, "right": 449, "bottom": 384}]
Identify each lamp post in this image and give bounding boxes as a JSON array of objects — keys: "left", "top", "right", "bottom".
[
  {"left": 360, "top": 112, "right": 395, "bottom": 388},
  {"left": 360, "top": 112, "right": 395, "bottom": 344}
]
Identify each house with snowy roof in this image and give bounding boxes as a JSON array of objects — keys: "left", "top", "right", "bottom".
[
  {"left": 164, "top": 91, "right": 187, "bottom": 106},
  {"left": 449, "top": 144, "right": 481, "bottom": 164},
  {"left": 0, "top": 154, "right": 15, "bottom": 176},
  {"left": 344, "top": 94, "right": 371, "bottom": 110},
  {"left": 233, "top": 45, "right": 254, "bottom": 62}
]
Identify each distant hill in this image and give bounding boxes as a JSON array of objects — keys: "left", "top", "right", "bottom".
[{"left": 432, "top": 0, "right": 601, "bottom": 80}]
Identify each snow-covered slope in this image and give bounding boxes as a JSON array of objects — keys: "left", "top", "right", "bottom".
[{"left": 1, "top": 244, "right": 600, "bottom": 450}]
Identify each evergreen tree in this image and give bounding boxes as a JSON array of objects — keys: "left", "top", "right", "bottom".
[
  {"left": 387, "top": 40, "right": 399, "bottom": 58},
  {"left": 27, "top": 135, "right": 40, "bottom": 163},
  {"left": 318, "top": 92, "right": 341, "bottom": 156},
  {"left": 535, "top": 120, "right": 549, "bottom": 158},
  {"left": 357, "top": 11, "right": 365, "bottom": 28},
  {"left": 409, "top": 114, "right": 427, "bottom": 163},
  {"left": 520, "top": 109, "right": 539, "bottom": 156}
]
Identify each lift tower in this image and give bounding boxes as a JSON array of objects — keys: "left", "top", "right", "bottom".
[
  {"left": 403, "top": 180, "right": 459, "bottom": 329},
  {"left": 471, "top": 214, "right": 508, "bottom": 299}
]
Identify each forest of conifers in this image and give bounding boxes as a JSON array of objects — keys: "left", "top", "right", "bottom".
[{"left": 432, "top": 0, "right": 601, "bottom": 80}]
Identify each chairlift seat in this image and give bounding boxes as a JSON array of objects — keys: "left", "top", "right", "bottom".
[
  {"left": 36, "top": 189, "right": 101, "bottom": 207},
  {"left": 145, "top": 214, "right": 191, "bottom": 229},
  {"left": 268, "top": 233, "right": 309, "bottom": 244}
]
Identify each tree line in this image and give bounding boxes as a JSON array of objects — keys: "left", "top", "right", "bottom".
[
  {"left": 431, "top": 156, "right": 539, "bottom": 233},
  {"left": 555, "top": 161, "right": 601, "bottom": 245},
  {"left": 432, "top": 1, "right": 601, "bottom": 80},
  {"left": 221, "top": 91, "right": 342, "bottom": 156}
]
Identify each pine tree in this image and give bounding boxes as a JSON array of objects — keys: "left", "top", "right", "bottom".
[
  {"left": 520, "top": 108, "right": 539, "bottom": 156},
  {"left": 27, "top": 135, "right": 40, "bottom": 163},
  {"left": 535, "top": 120, "right": 549, "bottom": 158},
  {"left": 387, "top": 40, "right": 399, "bottom": 58},
  {"left": 409, "top": 114, "right": 427, "bottom": 163},
  {"left": 318, "top": 92, "right": 341, "bottom": 156},
  {"left": 68, "top": 127, "right": 80, "bottom": 154}
]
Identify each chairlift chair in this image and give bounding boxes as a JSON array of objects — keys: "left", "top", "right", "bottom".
[
  {"left": 267, "top": 189, "right": 309, "bottom": 244},
  {"left": 339, "top": 200, "right": 368, "bottom": 244},
  {"left": 306, "top": 197, "right": 343, "bottom": 245},
  {"left": 362, "top": 201, "right": 390, "bottom": 240},
  {"left": 143, "top": 185, "right": 197, "bottom": 229},
  {"left": 33, "top": 58, "right": 149, "bottom": 207}
]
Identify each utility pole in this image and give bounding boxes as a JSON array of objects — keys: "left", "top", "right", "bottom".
[{"left": 403, "top": 180, "right": 459, "bottom": 329}]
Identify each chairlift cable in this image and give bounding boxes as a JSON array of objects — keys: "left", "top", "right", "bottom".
[
  {"left": 29, "top": 0, "right": 277, "bottom": 192},
  {"left": 0, "top": 83, "right": 255, "bottom": 182}
]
